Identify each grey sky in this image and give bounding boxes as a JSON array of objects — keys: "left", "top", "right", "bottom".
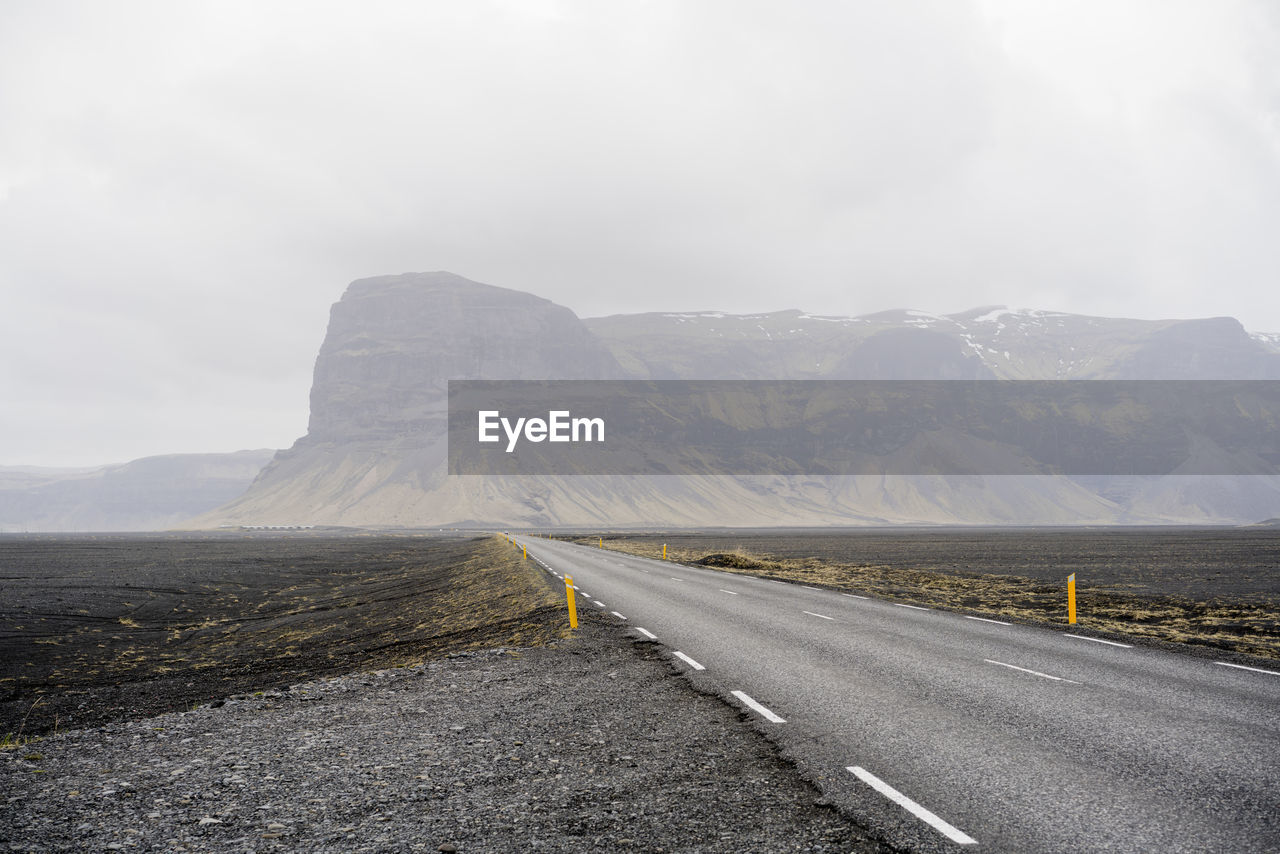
[{"left": 3, "top": 0, "right": 1278, "bottom": 466}]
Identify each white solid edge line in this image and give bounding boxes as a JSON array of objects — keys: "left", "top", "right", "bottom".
[
  {"left": 719, "top": 589, "right": 739, "bottom": 595},
  {"left": 1065, "top": 633, "right": 1132, "bottom": 648},
  {"left": 673, "top": 651, "right": 706, "bottom": 671},
  {"left": 965, "top": 615, "right": 1013, "bottom": 626},
  {"left": 984, "top": 659, "right": 1078, "bottom": 683},
  {"left": 611, "top": 611, "right": 627, "bottom": 620},
  {"left": 1216, "top": 661, "right": 1280, "bottom": 676},
  {"left": 842, "top": 593, "right": 870, "bottom": 600},
  {"left": 802, "top": 610, "right": 835, "bottom": 621},
  {"left": 894, "top": 603, "right": 930, "bottom": 611},
  {"left": 847, "top": 766, "right": 977, "bottom": 846},
  {"left": 731, "top": 690, "right": 786, "bottom": 723},
  {"left": 635, "top": 627, "right": 657, "bottom": 639}
]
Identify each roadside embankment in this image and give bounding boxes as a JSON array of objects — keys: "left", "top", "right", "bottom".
[{"left": 2, "top": 615, "right": 887, "bottom": 853}]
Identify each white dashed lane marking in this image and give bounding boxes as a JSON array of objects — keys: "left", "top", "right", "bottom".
[
  {"left": 673, "top": 651, "right": 706, "bottom": 671},
  {"left": 894, "top": 603, "right": 930, "bottom": 611},
  {"left": 965, "top": 615, "right": 1013, "bottom": 626},
  {"left": 847, "top": 766, "right": 977, "bottom": 846},
  {"left": 1216, "top": 661, "right": 1280, "bottom": 676},
  {"left": 802, "top": 611, "right": 834, "bottom": 621},
  {"left": 719, "top": 589, "right": 739, "bottom": 595},
  {"left": 842, "top": 593, "right": 870, "bottom": 600},
  {"left": 635, "top": 627, "right": 657, "bottom": 639},
  {"left": 731, "top": 690, "right": 786, "bottom": 723},
  {"left": 611, "top": 611, "right": 627, "bottom": 621},
  {"left": 984, "top": 659, "right": 1078, "bottom": 684},
  {"left": 1065, "top": 634, "right": 1132, "bottom": 648}
]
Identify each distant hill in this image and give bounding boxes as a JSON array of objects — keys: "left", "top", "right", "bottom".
[
  {"left": 0, "top": 450, "right": 275, "bottom": 532},
  {"left": 190, "top": 272, "right": 1280, "bottom": 528}
]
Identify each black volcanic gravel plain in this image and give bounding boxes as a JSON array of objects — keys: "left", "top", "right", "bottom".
[{"left": 0, "top": 534, "right": 566, "bottom": 737}]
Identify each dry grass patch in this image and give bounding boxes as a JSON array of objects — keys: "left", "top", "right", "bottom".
[{"left": 580, "top": 538, "right": 1280, "bottom": 660}]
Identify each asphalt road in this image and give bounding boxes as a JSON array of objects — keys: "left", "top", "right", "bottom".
[{"left": 513, "top": 535, "right": 1280, "bottom": 854}]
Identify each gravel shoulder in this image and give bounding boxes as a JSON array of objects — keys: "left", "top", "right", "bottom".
[{"left": 1, "top": 612, "right": 891, "bottom": 853}]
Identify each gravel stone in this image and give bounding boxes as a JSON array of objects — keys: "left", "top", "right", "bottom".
[{"left": 1, "top": 617, "right": 888, "bottom": 852}]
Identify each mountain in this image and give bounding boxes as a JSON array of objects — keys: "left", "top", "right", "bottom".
[
  {"left": 583, "top": 307, "right": 1280, "bottom": 380},
  {"left": 192, "top": 272, "right": 629, "bottom": 527},
  {"left": 306, "top": 271, "right": 626, "bottom": 444},
  {"left": 0, "top": 450, "right": 274, "bottom": 532},
  {"left": 191, "top": 273, "right": 1280, "bottom": 528}
]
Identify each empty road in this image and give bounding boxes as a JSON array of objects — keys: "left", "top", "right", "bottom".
[{"left": 514, "top": 536, "right": 1280, "bottom": 854}]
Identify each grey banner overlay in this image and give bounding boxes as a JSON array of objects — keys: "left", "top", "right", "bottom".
[{"left": 447, "top": 380, "right": 1280, "bottom": 476}]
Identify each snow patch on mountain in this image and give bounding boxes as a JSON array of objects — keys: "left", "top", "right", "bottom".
[{"left": 1249, "top": 331, "right": 1280, "bottom": 351}]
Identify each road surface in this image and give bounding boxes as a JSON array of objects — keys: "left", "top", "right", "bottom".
[{"left": 514, "top": 535, "right": 1280, "bottom": 854}]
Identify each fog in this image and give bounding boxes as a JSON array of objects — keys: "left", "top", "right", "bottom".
[{"left": 3, "top": 0, "right": 1278, "bottom": 465}]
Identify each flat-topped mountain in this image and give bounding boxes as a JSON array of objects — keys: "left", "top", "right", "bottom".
[
  {"left": 191, "top": 274, "right": 1280, "bottom": 528},
  {"left": 307, "top": 272, "right": 625, "bottom": 442}
]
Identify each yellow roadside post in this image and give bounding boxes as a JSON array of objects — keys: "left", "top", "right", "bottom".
[
  {"left": 565, "top": 575, "right": 579, "bottom": 629},
  {"left": 598, "top": 537, "right": 603, "bottom": 548},
  {"left": 663, "top": 543, "right": 667, "bottom": 560},
  {"left": 1067, "top": 573, "right": 1077, "bottom": 624},
  {"left": 522, "top": 545, "right": 527, "bottom": 560}
]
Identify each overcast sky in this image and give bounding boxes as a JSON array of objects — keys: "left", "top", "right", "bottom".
[{"left": 3, "top": 0, "right": 1279, "bottom": 466}]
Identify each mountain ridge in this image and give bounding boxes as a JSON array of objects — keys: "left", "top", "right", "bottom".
[
  {"left": 0, "top": 450, "right": 275, "bottom": 532},
  {"left": 188, "top": 272, "right": 1280, "bottom": 529}
]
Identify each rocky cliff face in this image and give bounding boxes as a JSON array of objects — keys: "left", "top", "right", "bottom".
[
  {"left": 306, "top": 272, "right": 624, "bottom": 442},
  {"left": 192, "top": 276, "right": 1280, "bottom": 528},
  {"left": 197, "top": 273, "right": 636, "bottom": 527}
]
